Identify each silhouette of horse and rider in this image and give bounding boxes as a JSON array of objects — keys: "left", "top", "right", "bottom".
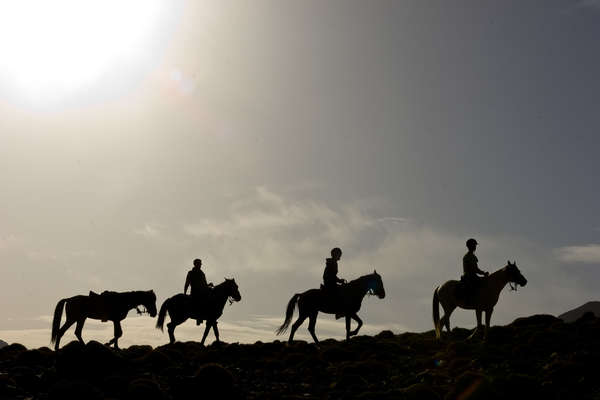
[
  {"left": 276, "top": 247, "right": 386, "bottom": 344},
  {"left": 157, "top": 259, "right": 241, "bottom": 344},
  {"left": 50, "top": 240, "right": 527, "bottom": 349},
  {"left": 433, "top": 238, "right": 528, "bottom": 340}
]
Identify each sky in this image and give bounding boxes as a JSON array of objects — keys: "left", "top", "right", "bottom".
[{"left": 1, "top": 0, "right": 600, "bottom": 348}]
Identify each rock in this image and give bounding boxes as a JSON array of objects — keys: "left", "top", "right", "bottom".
[
  {"left": 127, "top": 377, "right": 169, "bottom": 400},
  {"left": 0, "top": 340, "right": 7, "bottom": 349},
  {"left": 194, "top": 363, "right": 239, "bottom": 398},
  {"left": 48, "top": 379, "right": 103, "bottom": 400},
  {"left": 510, "top": 314, "right": 561, "bottom": 327}
]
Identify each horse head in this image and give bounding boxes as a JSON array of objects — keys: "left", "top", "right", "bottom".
[
  {"left": 368, "top": 270, "right": 386, "bottom": 299},
  {"left": 224, "top": 278, "right": 242, "bottom": 302},
  {"left": 505, "top": 261, "right": 527, "bottom": 288},
  {"left": 142, "top": 290, "right": 158, "bottom": 317}
]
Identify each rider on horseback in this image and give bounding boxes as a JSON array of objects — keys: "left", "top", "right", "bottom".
[
  {"left": 184, "top": 259, "right": 213, "bottom": 325},
  {"left": 323, "top": 247, "right": 346, "bottom": 298},
  {"left": 461, "top": 238, "right": 489, "bottom": 302}
]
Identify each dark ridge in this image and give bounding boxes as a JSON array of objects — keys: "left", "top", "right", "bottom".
[
  {"left": 1, "top": 314, "right": 600, "bottom": 399},
  {"left": 558, "top": 301, "right": 600, "bottom": 323}
]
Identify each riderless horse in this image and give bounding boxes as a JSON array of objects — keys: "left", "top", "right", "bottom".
[
  {"left": 51, "top": 290, "right": 157, "bottom": 350},
  {"left": 156, "top": 278, "right": 241, "bottom": 344},
  {"left": 276, "top": 270, "right": 385, "bottom": 344},
  {"left": 433, "top": 261, "right": 527, "bottom": 340}
]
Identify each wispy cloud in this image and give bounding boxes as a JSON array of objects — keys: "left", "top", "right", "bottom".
[
  {"left": 134, "top": 223, "right": 162, "bottom": 238},
  {"left": 556, "top": 244, "right": 600, "bottom": 263}
]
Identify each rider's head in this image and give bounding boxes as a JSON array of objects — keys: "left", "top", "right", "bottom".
[
  {"left": 466, "top": 238, "right": 478, "bottom": 252},
  {"left": 331, "top": 247, "right": 342, "bottom": 260},
  {"left": 193, "top": 259, "right": 202, "bottom": 268}
]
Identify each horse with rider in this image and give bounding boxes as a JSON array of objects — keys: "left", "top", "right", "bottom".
[{"left": 277, "top": 247, "right": 386, "bottom": 344}]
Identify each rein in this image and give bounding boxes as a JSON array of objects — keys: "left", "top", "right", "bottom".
[{"left": 135, "top": 306, "right": 150, "bottom": 315}]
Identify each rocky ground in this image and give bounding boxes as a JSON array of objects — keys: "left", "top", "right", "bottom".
[{"left": 1, "top": 313, "right": 599, "bottom": 400}]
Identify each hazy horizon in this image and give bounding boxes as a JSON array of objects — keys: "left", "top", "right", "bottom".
[{"left": 2, "top": 0, "right": 600, "bottom": 349}]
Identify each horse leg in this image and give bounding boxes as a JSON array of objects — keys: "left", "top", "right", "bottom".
[
  {"left": 484, "top": 308, "right": 493, "bottom": 341},
  {"left": 288, "top": 312, "right": 308, "bottom": 344},
  {"left": 350, "top": 314, "right": 363, "bottom": 336},
  {"left": 441, "top": 305, "right": 456, "bottom": 335},
  {"left": 200, "top": 321, "right": 212, "bottom": 346},
  {"left": 107, "top": 321, "right": 123, "bottom": 349},
  {"left": 55, "top": 318, "right": 76, "bottom": 351},
  {"left": 307, "top": 312, "right": 319, "bottom": 345},
  {"left": 468, "top": 310, "right": 482, "bottom": 340},
  {"left": 74, "top": 318, "right": 86, "bottom": 344},
  {"left": 167, "top": 322, "right": 177, "bottom": 344},
  {"left": 345, "top": 316, "right": 351, "bottom": 341},
  {"left": 212, "top": 321, "right": 220, "bottom": 342}
]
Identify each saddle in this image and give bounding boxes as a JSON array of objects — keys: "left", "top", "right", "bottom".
[
  {"left": 458, "top": 275, "right": 483, "bottom": 305},
  {"left": 88, "top": 291, "right": 116, "bottom": 321},
  {"left": 319, "top": 284, "right": 348, "bottom": 319}
]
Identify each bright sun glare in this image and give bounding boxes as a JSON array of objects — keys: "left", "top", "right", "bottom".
[{"left": 0, "top": 0, "right": 164, "bottom": 103}]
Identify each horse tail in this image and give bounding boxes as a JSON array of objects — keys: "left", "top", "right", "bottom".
[
  {"left": 156, "top": 297, "right": 170, "bottom": 331},
  {"left": 433, "top": 286, "right": 441, "bottom": 339},
  {"left": 275, "top": 293, "right": 301, "bottom": 335},
  {"left": 51, "top": 298, "right": 67, "bottom": 344}
]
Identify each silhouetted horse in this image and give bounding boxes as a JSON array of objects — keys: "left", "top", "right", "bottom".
[
  {"left": 51, "top": 290, "right": 157, "bottom": 350},
  {"left": 276, "top": 271, "right": 385, "bottom": 344},
  {"left": 156, "top": 278, "right": 241, "bottom": 344},
  {"left": 433, "top": 261, "right": 527, "bottom": 340}
]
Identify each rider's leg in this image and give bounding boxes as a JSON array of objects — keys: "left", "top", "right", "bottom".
[{"left": 350, "top": 314, "right": 363, "bottom": 336}]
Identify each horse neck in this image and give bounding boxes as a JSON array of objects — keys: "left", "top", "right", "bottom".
[
  {"left": 348, "top": 275, "right": 371, "bottom": 299},
  {"left": 122, "top": 291, "right": 144, "bottom": 310},
  {"left": 211, "top": 283, "right": 230, "bottom": 308},
  {"left": 487, "top": 268, "right": 510, "bottom": 298}
]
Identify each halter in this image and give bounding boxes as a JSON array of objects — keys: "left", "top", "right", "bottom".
[
  {"left": 366, "top": 276, "right": 379, "bottom": 296},
  {"left": 509, "top": 282, "right": 518, "bottom": 292}
]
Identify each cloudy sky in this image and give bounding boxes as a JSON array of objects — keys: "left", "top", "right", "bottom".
[{"left": 1, "top": 0, "right": 599, "bottom": 348}]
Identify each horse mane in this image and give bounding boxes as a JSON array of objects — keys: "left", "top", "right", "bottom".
[{"left": 347, "top": 273, "right": 376, "bottom": 288}]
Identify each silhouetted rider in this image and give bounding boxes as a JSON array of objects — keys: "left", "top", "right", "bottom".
[
  {"left": 462, "top": 238, "right": 488, "bottom": 301},
  {"left": 323, "top": 247, "right": 346, "bottom": 294},
  {"left": 184, "top": 259, "right": 213, "bottom": 325}
]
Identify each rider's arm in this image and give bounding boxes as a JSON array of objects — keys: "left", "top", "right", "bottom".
[{"left": 184, "top": 272, "right": 191, "bottom": 294}]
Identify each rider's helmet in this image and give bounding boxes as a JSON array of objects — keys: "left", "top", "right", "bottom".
[
  {"left": 466, "top": 238, "right": 478, "bottom": 248},
  {"left": 193, "top": 258, "right": 202, "bottom": 268},
  {"left": 331, "top": 247, "right": 342, "bottom": 258}
]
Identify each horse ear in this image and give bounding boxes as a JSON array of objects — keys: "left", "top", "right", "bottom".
[{"left": 507, "top": 260, "right": 511, "bottom": 265}]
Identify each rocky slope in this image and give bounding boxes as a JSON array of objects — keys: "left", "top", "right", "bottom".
[
  {"left": 0, "top": 340, "right": 7, "bottom": 349},
  {"left": 559, "top": 301, "right": 600, "bottom": 323},
  {"left": 1, "top": 313, "right": 599, "bottom": 399}
]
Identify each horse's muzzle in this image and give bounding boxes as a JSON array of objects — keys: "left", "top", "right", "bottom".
[{"left": 519, "top": 278, "right": 528, "bottom": 287}]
